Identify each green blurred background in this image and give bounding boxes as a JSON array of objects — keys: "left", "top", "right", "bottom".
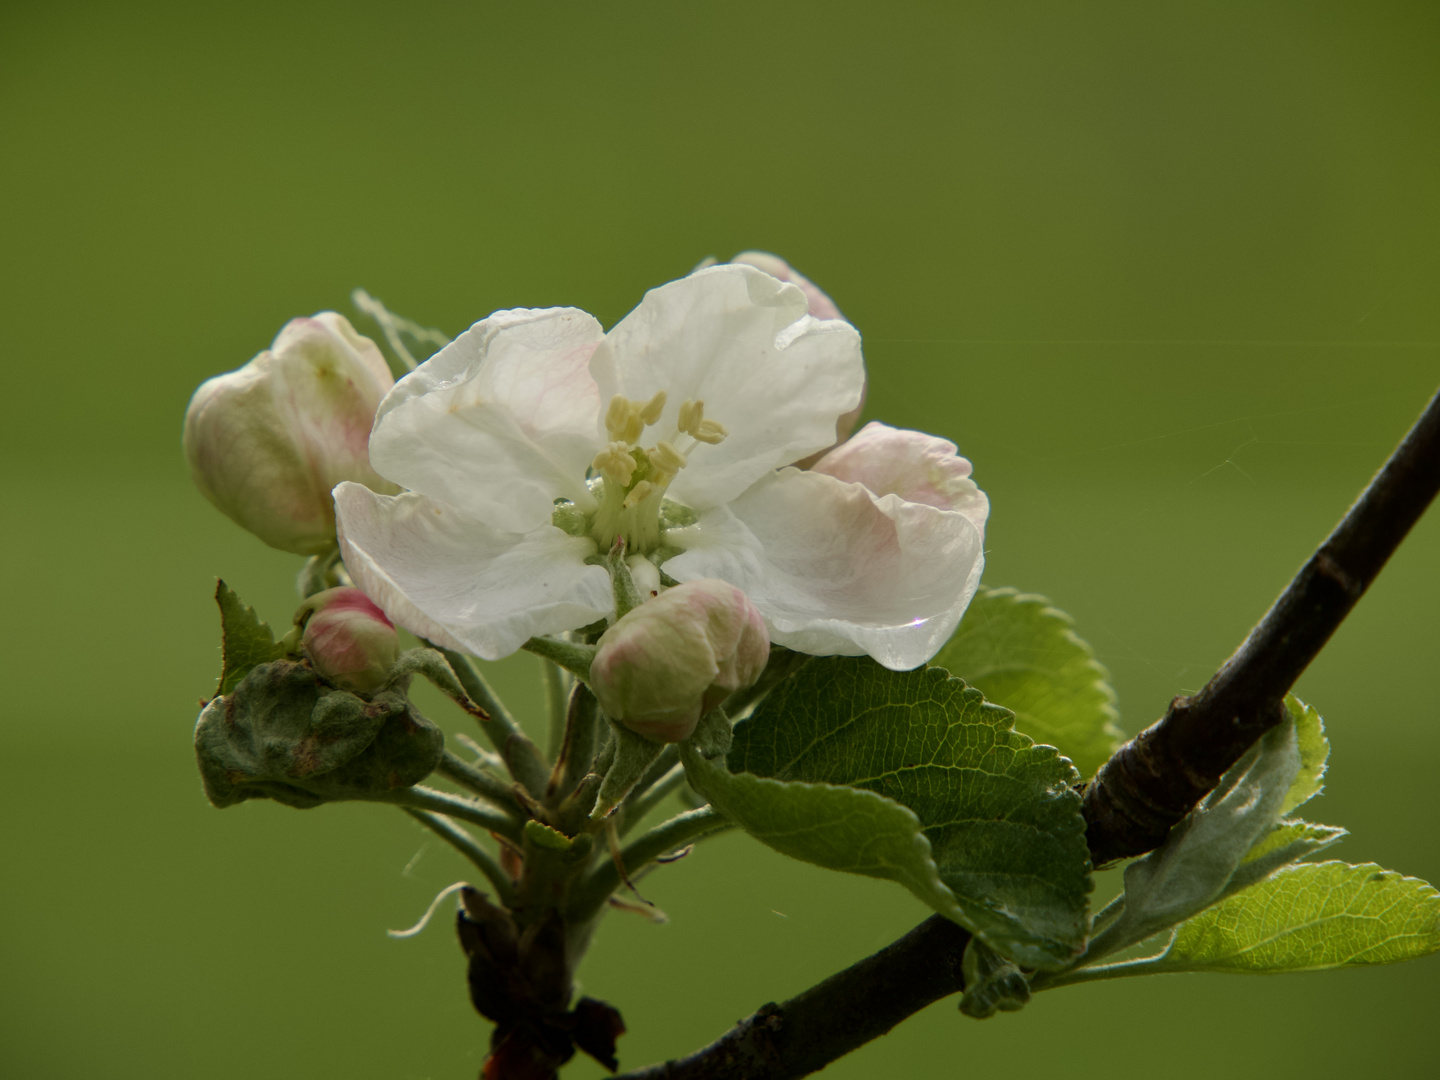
[{"left": 3, "top": 1, "right": 1437, "bottom": 1076}]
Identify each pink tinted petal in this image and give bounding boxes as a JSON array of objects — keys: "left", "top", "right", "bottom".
[
  {"left": 664, "top": 469, "right": 985, "bottom": 670},
  {"left": 813, "top": 422, "right": 989, "bottom": 527}
]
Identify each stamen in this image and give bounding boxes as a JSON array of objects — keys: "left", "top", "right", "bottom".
[
  {"left": 604, "top": 395, "right": 632, "bottom": 441},
  {"left": 622, "top": 479, "right": 655, "bottom": 509},
  {"left": 652, "top": 441, "right": 687, "bottom": 474},
  {"left": 593, "top": 442, "right": 637, "bottom": 486},
  {"left": 678, "top": 399, "right": 703, "bottom": 437},
  {"left": 638, "top": 390, "right": 667, "bottom": 426},
  {"left": 693, "top": 419, "right": 728, "bottom": 445}
]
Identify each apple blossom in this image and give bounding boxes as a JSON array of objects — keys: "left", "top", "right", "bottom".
[
  {"left": 590, "top": 579, "right": 770, "bottom": 742},
  {"left": 184, "top": 312, "right": 399, "bottom": 555},
  {"left": 298, "top": 586, "right": 401, "bottom": 696},
  {"left": 334, "top": 263, "right": 987, "bottom": 670}
]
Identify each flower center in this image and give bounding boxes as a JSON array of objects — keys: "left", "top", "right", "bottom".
[{"left": 583, "top": 391, "right": 727, "bottom": 553}]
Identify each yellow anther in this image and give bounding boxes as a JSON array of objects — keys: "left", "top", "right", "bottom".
[
  {"left": 652, "top": 440, "right": 687, "bottom": 474},
  {"left": 678, "top": 398, "right": 703, "bottom": 437},
  {"left": 622, "top": 480, "right": 655, "bottom": 510},
  {"left": 693, "top": 418, "right": 728, "bottom": 445},
  {"left": 604, "top": 395, "right": 632, "bottom": 441},
  {"left": 638, "top": 390, "right": 667, "bottom": 426},
  {"left": 592, "top": 442, "right": 636, "bottom": 486}
]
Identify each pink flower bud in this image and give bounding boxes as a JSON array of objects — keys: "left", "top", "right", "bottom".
[
  {"left": 299, "top": 586, "right": 401, "bottom": 696},
  {"left": 184, "top": 313, "right": 399, "bottom": 555},
  {"left": 591, "top": 579, "right": 770, "bottom": 742},
  {"left": 728, "top": 252, "right": 866, "bottom": 465}
]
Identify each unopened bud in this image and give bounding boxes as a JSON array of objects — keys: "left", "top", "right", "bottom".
[
  {"left": 299, "top": 586, "right": 400, "bottom": 696},
  {"left": 591, "top": 580, "right": 769, "bottom": 742},
  {"left": 183, "top": 313, "right": 398, "bottom": 555}
]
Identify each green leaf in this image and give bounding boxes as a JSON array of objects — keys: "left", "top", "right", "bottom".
[
  {"left": 959, "top": 937, "right": 1031, "bottom": 1019},
  {"left": 1083, "top": 720, "right": 1302, "bottom": 964},
  {"left": 701, "top": 656, "right": 1092, "bottom": 969},
  {"left": 681, "top": 745, "right": 965, "bottom": 929},
  {"left": 214, "top": 579, "right": 290, "bottom": 696},
  {"left": 1151, "top": 861, "right": 1440, "bottom": 974},
  {"left": 932, "top": 587, "right": 1122, "bottom": 778},
  {"left": 1281, "top": 694, "right": 1329, "bottom": 815}
]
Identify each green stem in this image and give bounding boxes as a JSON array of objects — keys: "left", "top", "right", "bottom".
[
  {"left": 540, "top": 656, "right": 569, "bottom": 761},
  {"left": 402, "top": 808, "right": 514, "bottom": 907},
  {"left": 436, "top": 750, "right": 525, "bottom": 813},
  {"left": 522, "top": 636, "right": 596, "bottom": 683},
  {"left": 620, "top": 762, "right": 687, "bottom": 836},
  {"left": 370, "top": 785, "right": 522, "bottom": 842},
  {"left": 433, "top": 645, "right": 550, "bottom": 797},
  {"left": 568, "top": 806, "right": 729, "bottom": 922}
]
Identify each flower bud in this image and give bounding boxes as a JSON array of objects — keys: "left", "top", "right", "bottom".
[
  {"left": 183, "top": 313, "right": 399, "bottom": 555},
  {"left": 299, "top": 586, "right": 401, "bottom": 696},
  {"left": 591, "top": 579, "right": 770, "bottom": 742}
]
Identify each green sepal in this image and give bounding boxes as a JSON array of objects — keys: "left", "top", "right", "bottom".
[
  {"left": 214, "top": 580, "right": 294, "bottom": 697},
  {"left": 525, "top": 819, "right": 575, "bottom": 852},
  {"left": 959, "top": 937, "right": 1032, "bottom": 1019},
  {"left": 591, "top": 720, "right": 666, "bottom": 820},
  {"left": 932, "top": 587, "right": 1122, "bottom": 778},
  {"left": 195, "top": 659, "right": 443, "bottom": 809}
]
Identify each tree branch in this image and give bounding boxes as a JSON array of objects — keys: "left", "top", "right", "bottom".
[{"left": 613, "top": 384, "right": 1440, "bottom": 1080}]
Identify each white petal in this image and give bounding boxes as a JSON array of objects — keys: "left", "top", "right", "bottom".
[
  {"left": 334, "top": 482, "right": 612, "bottom": 660},
  {"left": 812, "top": 421, "right": 989, "bottom": 527},
  {"left": 590, "top": 265, "right": 864, "bottom": 510},
  {"left": 728, "top": 251, "right": 844, "bottom": 321},
  {"left": 664, "top": 469, "right": 985, "bottom": 671},
  {"left": 369, "top": 307, "right": 606, "bottom": 531}
]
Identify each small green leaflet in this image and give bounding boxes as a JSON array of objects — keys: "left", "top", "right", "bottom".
[
  {"left": 1150, "top": 861, "right": 1440, "bottom": 974},
  {"left": 932, "top": 587, "right": 1122, "bottom": 778},
  {"left": 1280, "top": 694, "right": 1328, "bottom": 816},
  {"left": 688, "top": 657, "right": 1092, "bottom": 970},
  {"left": 214, "top": 579, "right": 290, "bottom": 696}
]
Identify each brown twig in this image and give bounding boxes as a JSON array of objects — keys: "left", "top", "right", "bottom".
[{"left": 611, "top": 384, "right": 1440, "bottom": 1080}]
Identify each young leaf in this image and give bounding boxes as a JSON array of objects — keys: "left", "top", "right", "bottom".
[
  {"left": 1281, "top": 694, "right": 1329, "bottom": 815},
  {"left": 1149, "top": 861, "right": 1440, "bottom": 974},
  {"left": 931, "top": 587, "right": 1122, "bottom": 778},
  {"left": 1083, "top": 719, "right": 1301, "bottom": 963},
  {"left": 703, "top": 656, "right": 1092, "bottom": 970},
  {"left": 681, "top": 746, "right": 967, "bottom": 932},
  {"left": 215, "top": 579, "right": 290, "bottom": 696}
]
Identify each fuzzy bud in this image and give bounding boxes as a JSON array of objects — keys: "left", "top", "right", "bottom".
[
  {"left": 184, "top": 313, "right": 398, "bottom": 555},
  {"left": 591, "top": 579, "right": 770, "bottom": 742},
  {"left": 299, "top": 586, "right": 401, "bottom": 696}
]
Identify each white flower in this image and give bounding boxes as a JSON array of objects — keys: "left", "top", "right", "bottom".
[{"left": 334, "top": 264, "right": 987, "bottom": 670}]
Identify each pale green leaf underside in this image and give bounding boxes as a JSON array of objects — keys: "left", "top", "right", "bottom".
[
  {"left": 681, "top": 746, "right": 965, "bottom": 927},
  {"left": 1153, "top": 861, "right": 1440, "bottom": 974},
  {"left": 932, "top": 587, "right": 1122, "bottom": 778},
  {"left": 727, "top": 657, "right": 1091, "bottom": 969},
  {"left": 215, "top": 579, "right": 288, "bottom": 696}
]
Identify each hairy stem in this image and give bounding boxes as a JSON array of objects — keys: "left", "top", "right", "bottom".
[
  {"left": 402, "top": 808, "right": 514, "bottom": 906},
  {"left": 370, "top": 785, "right": 522, "bottom": 842},
  {"left": 433, "top": 645, "right": 551, "bottom": 797},
  {"left": 436, "top": 749, "right": 526, "bottom": 814},
  {"left": 568, "top": 806, "right": 729, "bottom": 923}
]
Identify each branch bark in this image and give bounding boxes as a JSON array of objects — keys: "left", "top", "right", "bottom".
[{"left": 613, "top": 384, "right": 1440, "bottom": 1080}]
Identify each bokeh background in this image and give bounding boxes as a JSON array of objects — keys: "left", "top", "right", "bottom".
[{"left": 3, "top": 2, "right": 1438, "bottom": 1077}]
